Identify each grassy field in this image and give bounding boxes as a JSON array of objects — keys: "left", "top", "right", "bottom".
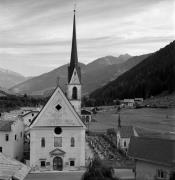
[{"left": 88, "top": 107, "right": 175, "bottom": 135}]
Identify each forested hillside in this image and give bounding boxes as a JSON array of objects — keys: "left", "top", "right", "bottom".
[{"left": 90, "top": 41, "right": 175, "bottom": 105}]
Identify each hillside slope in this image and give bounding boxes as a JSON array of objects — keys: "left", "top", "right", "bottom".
[
  {"left": 0, "top": 68, "right": 27, "bottom": 89},
  {"left": 90, "top": 41, "right": 175, "bottom": 105},
  {"left": 10, "top": 54, "right": 150, "bottom": 96}
]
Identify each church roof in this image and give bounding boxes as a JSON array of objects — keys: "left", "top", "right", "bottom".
[
  {"left": 118, "top": 126, "right": 135, "bottom": 138},
  {"left": 68, "top": 10, "right": 81, "bottom": 83},
  {"left": 30, "top": 86, "right": 86, "bottom": 128}
]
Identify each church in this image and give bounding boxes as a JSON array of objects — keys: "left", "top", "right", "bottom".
[{"left": 29, "top": 10, "right": 86, "bottom": 171}]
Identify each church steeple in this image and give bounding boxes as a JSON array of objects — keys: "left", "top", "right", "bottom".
[
  {"left": 67, "top": 7, "right": 82, "bottom": 115},
  {"left": 68, "top": 9, "right": 81, "bottom": 83}
]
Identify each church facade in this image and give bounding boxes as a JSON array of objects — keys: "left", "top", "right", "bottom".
[{"left": 29, "top": 10, "right": 86, "bottom": 171}]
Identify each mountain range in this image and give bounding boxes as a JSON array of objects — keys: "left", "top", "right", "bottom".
[
  {"left": 9, "top": 53, "right": 150, "bottom": 96},
  {"left": 90, "top": 41, "right": 175, "bottom": 105},
  {"left": 0, "top": 68, "right": 27, "bottom": 89}
]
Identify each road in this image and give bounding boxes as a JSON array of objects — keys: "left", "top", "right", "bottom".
[{"left": 25, "top": 172, "right": 84, "bottom": 180}]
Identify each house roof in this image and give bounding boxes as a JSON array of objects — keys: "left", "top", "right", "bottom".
[
  {"left": 81, "top": 109, "right": 91, "bottom": 115},
  {"left": 119, "top": 126, "right": 134, "bottom": 138},
  {"left": 128, "top": 136, "right": 175, "bottom": 166},
  {"left": 30, "top": 85, "right": 86, "bottom": 128},
  {"left": 0, "top": 153, "right": 30, "bottom": 180},
  {"left": 21, "top": 111, "right": 39, "bottom": 117},
  {"left": 0, "top": 120, "right": 14, "bottom": 131}
]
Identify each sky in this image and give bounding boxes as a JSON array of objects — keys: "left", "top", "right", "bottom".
[{"left": 0, "top": 0, "right": 174, "bottom": 76}]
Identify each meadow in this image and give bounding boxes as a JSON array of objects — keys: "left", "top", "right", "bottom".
[{"left": 89, "top": 107, "right": 175, "bottom": 135}]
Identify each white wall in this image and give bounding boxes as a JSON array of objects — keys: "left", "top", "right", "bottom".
[
  {"left": 30, "top": 126, "right": 85, "bottom": 170},
  {"left": 0, "top": 119, "right": 24, "bottom": 160}
]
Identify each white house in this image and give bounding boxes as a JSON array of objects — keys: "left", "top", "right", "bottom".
[
  {"left": 29, "top": 9, "right": 86, "bottom": 171},
  {"left": 128, "top": 136, "right": 175, "bottom": 180},
  {"left": 123, "top": 99, "right": 135, "bottom": 108},
  {"left": 0, "top": 119, "right": 24, "bottom": 161}
]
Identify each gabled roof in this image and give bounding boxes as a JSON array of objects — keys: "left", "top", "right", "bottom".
[
  {"left": 118, "top": 126, "right": 134, "bottom": 138},
  {"left": 128, "top": 136, "right": 175, "bottom": 166},
  {"left": 21, "top": 111, "right": 39, "bottom": 117},
  {"left": 30, "top": 86, "right": 86, "bottom": 128},
  {"left": 0, "top": 120, "right": 14, "bottom": 132},
  {"left": 81, "top": 109, "right": 92, "bottom": 115},
  {"left": 0, "top": 153, "right": 30, "bottom": 180}
]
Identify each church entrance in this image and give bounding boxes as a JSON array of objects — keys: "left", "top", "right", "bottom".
[{"left": 53, "top": 157, "right": 63, "bottom": 171}]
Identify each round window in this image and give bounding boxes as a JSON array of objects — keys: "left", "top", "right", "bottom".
[{"left": 54, "top": 127, "right": 62, "bottom": 134}]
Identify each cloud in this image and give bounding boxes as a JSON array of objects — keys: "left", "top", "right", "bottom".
[{"left": 0, "top": 0, "right": 174, "bottom": 76}]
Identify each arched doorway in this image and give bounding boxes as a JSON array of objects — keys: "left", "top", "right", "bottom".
[{"left": 53, "top": 157, "right": 63, "bottom": 171}]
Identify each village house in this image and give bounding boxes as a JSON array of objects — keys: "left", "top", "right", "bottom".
[
  {"left": 19, "top": 110, "right": 39, "bottom": 127},
  {"left": 123, "top": 99, "right": 135, "bottom": 108},
  {"left": 29, "top": 9, "right": 86, "bottom": 171},
  {"left": 81, "top": 109, "right": 92, "bottom": 123},
  {"left": 0, "top": 119, "right": 24, "bottom": 161},
  {"left": 128, "top": 136, "right": 175, "bottom": 180},
  {"left": 116, "top": 114, "right": 138, "bottom": 153}
]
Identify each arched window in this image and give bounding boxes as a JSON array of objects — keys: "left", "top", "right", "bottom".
[
  {"left": 72, "top": 87, "right": 77, "bottom": 100},
  {"left": 124, "top": 141, "right": 126, "bottom": 147},
  {"left": 41, "top": 137, "right": 45, "bottom": 147},
  {"left": 71, "top": 137, "right": 75, "bottom": 147}
]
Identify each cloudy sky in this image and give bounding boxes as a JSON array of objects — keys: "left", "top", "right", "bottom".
[{"left": 0, "top": 0, "right": 174, "bottom": 76}]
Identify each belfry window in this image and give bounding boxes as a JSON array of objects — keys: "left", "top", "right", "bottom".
[{"left": 72, "top": 87, "right": 77, "bottom": 100}]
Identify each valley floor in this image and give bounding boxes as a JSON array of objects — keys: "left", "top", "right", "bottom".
[{"left": 89, "top": 107, "right": 175, "bottom": 137}]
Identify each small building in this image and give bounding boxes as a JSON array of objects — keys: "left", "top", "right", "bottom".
[
  {"left": 20, "top": 110, "right": 39, "bottom": 127},
  {"left": 0, "top": 152, "right": 30, "bottom": 180},
  {"left": 81, "top": 109, "right": 92, "bottom": 123},
  {"left": 116, "top": 114, "right": 138, "bottom": 153},
  {"left": 117, "top": 126, "right": 138, "bottom": 153},
  {"left": 128, "top": 136, "right": 175, "bottom": 180},
  {"left": 0, "top": 119, "right": 24, "bottom": 161},
  {"left": 123, "top": 99, "right": 135, "bottom": 108},
  {"left": 134, "top": 98, "right": 144, "bottom": 107}
]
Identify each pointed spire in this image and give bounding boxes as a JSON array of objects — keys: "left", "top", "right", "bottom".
[
  {"left": 70, "top": 9, "right": 78, "bottom": 67},
  {"left": 68, "top": 7, "right": 81, "bottom": 83}
]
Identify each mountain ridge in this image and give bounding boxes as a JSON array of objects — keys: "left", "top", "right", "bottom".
[
  {"left": 90, "top": 41, "right": 175, "bottom": 105},
  {"left": 10, "top": 53, "right": 150, "bottom": 96}
]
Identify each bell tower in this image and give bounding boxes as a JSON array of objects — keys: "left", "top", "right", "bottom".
[{"left": 67, "top": 8, "right": 81, "bottom": 115}]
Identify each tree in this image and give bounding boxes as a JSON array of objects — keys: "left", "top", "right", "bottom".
[{"left": 81, "top": 159, "right": 119, "bottom": 180}]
